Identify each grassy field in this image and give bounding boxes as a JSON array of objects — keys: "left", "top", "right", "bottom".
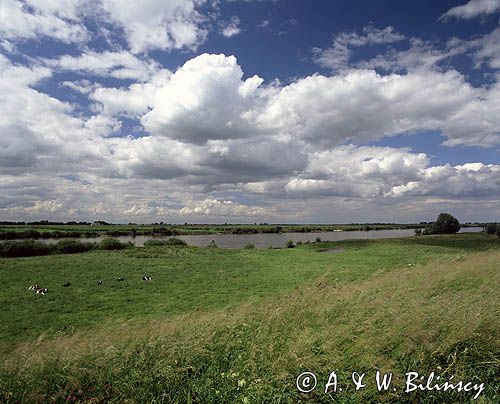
[{"left": 0, "top": 233, "right": 498, "bottom": 403}]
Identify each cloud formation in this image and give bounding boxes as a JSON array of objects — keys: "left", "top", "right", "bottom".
[{"left": 441, "top": 0, "right": 500, "bottom": 20}]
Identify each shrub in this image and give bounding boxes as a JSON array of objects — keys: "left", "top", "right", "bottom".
[
  {"left": 414, "top": 229, "right": 422, "bottom": 236},
  {"left": 296, "top": 241, "right": 302, "bottom": 246},
  {"left": 0, "top": 240, "right": 53, "bottom": 257},
  {"left": 99, "top": 238, "right": 132, "bottom": 250},
  {"left": 54, "top": 239, "right": 97, "bottom": 254},
  {"left": 285, "top": 240, "right": 295, "bottom": 248},
  {"left": 144, "top": 237, "right": 187, "bottom": 247},
  {"left": 244, "top": 243, "right": 255, "bottom": 249},
  {"left": 484, "top": 223, "right": 499, "bottom": 235},
  {"left": 315, "top": 237, "right": 321, "bottom": 243}
]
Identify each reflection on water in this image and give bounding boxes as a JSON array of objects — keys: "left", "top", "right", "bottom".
[{"left": 30, "top": 227, "right": 483, "bottom": 249}]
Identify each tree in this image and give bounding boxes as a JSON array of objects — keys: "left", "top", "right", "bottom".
[
  {"left": 424, "top": 213, "right": 460, "bottom": 234},
  {"left": 485, "top": 223, "right": 499, "bottom": 235}
]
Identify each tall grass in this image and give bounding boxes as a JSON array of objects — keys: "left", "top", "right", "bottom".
[{"left": 0, "top": 246, "right": 498, "bottom": 402}]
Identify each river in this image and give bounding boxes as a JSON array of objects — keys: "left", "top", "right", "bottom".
[{"left": 28, "top": 227, "right": 483, "bottom": 249}]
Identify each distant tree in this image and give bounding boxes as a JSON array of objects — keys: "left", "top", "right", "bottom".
[
  {"left": 484, "top": 223, "right": 499, "bottom": 235},
  {"left": 424, "top": 213, "right": 460, "bottom": 234},
  {"left": 414, "top": 229, "right": 422, "bottom": 236},
  {"left": 496, "top": 225, "right": 500, "bottom": 238}
]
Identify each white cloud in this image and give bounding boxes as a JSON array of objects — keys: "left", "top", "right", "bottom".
[
  {"left": 258, "top": 68, "right": 500, "bottom": 147},
  {"left": 313, "top": 25, "right": 405, "bottom": 72},
  {"left": 100, "top": 0, "right": 208, "bottom": 53},
  {"left": 1, "top": 45, "right": 500, "bottom": 222},
  {"left": 0, "top": 0, "right": 88, "bottom": 43},
  {"left": 220, "top": 16, "right": 241, "bottom": 37},
  {"left": 0, "top": 0, "right": 210, "bottom": 54},
  {"left": 90, "top": 70, "right": 171, "bottom": 116},
  {"left": 45, "top": 50, "right": 162, "bottom": 81},
  {"left": 142, "top": 53, "right": 265, "bottom": 144},
  {"left": 441, "top": 0, "right": 500, "bottom": 20}
]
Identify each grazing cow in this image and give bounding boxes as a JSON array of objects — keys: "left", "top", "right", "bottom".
[
  {"left": 36, "top": 288, "right": 48, "bottom": 295},
  {"left": 28, "top": 284, "right": 39, "bottom": 290},
  {"left": 62, "top": 282, "right": 71, "bottom": 287},
  {"left": 142, "top": 276, "right": 152, "bottom": 281},
  {"left": 97, "top": 280, "right": 103, "bottom": 285},
  {"left": 117, "top": 277, "right": 124, "bottom": 282}
]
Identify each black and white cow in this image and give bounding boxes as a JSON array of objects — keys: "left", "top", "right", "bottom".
[{"left": 142, "top": 276, "right": 152, "bottom": 281}]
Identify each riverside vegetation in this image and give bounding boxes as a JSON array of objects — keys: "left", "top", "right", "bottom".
[
  {"left": 0, "top": 222, "right": 483, "bottom": 240},
  {"left": 0, "top": 233, "right": 498, "bottom": 403}
]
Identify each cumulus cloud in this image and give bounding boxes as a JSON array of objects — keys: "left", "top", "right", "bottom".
[
  {"left": 258, "top": 68, "right": 500, "bottom": 147},
  {"left": 440, "top": 0, "right": 500, "bottom": 20},
  {"left": 142, "top": 53, "right": 265, "bottom": 144},
  {"left": 283, "top": 145, "right": 500, "bottom": 201}
]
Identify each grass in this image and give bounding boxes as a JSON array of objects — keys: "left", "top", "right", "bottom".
[{"left": 0, "top": 233, "right": 498, "bottom": 403}]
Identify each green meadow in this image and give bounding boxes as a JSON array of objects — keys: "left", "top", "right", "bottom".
[{"left": 0, "top": 233, "right": 499, "bottom": 403}]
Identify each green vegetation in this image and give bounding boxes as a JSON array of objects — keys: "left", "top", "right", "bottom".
[
  {"left": 1, "top": 221, "right": 479, "bottom": 241},
  {"left": 143, "top": 237, "right": 188, "bottom": 247},
  {"left": 0, "top": 233, "right": 498, "bottom": 402},
  {"left": 0, "top": 238, "right": 131, "bottom": 257},
  {"left": 424, "top": 212, "right": 461, "bottom": 234},
  {"left": 484, "top": 222, "right": 500, "bottom": 235}
]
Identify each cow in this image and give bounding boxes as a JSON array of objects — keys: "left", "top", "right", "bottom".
[
  {"left": 97, "top": 280, "right": 103, "bottom": 285},
  {"left": 117, "top": 277, "right": 124, "bottom": 282},
  {"left": 28, "top": 284, "right": 39, "bottom": 290},
  {"left": 142, "top": 276, "right": 152, "bottom": 281},
  {"left": 36, "top": 287, "right": 48, "bottom": 295}
]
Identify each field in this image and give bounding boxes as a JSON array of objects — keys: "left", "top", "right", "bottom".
[{"left": 0, "top": 233, "right": 499, "bottom": 403}]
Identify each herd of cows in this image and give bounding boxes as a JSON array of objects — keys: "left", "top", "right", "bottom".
[{"left": 28, "top": 276, "right": 153, "bottom": 295}]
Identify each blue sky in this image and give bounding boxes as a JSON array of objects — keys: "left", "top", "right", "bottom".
[{"left": 0, "top": 0, "right": 499, "bottom": 223}]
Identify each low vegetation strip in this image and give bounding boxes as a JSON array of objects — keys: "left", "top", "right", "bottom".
[
  {"left": 0, "top": 234, "right": 498, "bottom": 402},
  {"left": 0, "top": 238, "right": 132, "bottom": 257}
]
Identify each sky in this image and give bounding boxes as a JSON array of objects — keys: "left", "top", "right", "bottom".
[{"left": 0, "top": 0, "right": 499, "bottom": 224}]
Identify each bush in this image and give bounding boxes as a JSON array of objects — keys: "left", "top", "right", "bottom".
[
  {"left": 54, "top": 239, "right": 97, "bottom": 254},
  {"left": 484, "top": 223, "right": 499, "bottom": 235},
  {"left": 98, "top": 238, "right": 132, "bottom": 250},
  {"left": 244, "top": 243, "right": 255, "bottom": 249},
  {"left": 144, "top": 237, "right": 187, "bottom": 247},
  {"left": 424, "top": 213, "right": 460, "bottom": 235},
  {"left": 285, "top": 240, "right": 295, "bottom": 248},
  {"left": 315, "top": 237, "right": 321, "bottom": 243},
  {"left": 0, "top": 240, "right": 53, "bottom": 257},
  {"left": 414, "top": 229, "right": 422, "bottom": 236}
]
